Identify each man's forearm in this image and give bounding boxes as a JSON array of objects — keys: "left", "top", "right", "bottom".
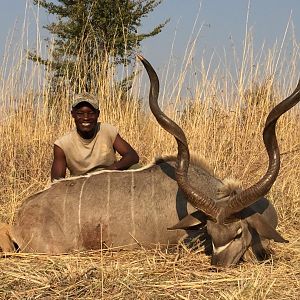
[{"left": 106, "top": 151, "right": 139, "bottom": 170}]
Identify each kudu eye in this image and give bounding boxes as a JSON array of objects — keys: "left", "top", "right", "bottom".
[{"left": 234, "top": 228, "right": 243, "bottom": 240}]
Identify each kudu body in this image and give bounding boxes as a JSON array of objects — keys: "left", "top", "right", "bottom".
[
  {"left": 2, "top": 159, "right": 223, "bottom": 253},
  {"left": 0, "top": 56, "right": 298, "bottom": 266}
]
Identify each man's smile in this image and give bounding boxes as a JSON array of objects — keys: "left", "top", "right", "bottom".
[{"left": 81, "top": 122, "right": 92, "bottom": 127}]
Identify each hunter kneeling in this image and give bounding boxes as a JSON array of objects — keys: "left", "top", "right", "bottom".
[{"left": 51, "top": 93, "right": 139, "bottom": 181}]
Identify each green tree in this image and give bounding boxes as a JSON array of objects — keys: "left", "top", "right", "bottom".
[{"left": 30, "top": 0, "right": 167, "bottom": 91}]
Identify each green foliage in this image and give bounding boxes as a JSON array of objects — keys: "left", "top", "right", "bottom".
[{"left": 30, "top": 0, "right": 168, "bottom": 92}]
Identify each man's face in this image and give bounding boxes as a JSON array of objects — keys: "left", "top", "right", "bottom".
[{"left": 71, "top": 103, "right": 100, "bottom": 137}]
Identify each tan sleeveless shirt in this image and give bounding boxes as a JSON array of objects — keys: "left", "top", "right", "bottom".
[{"left": 54, "top": 123, "right": 118, "bottom": 176}]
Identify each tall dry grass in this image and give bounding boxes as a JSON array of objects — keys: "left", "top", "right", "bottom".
[{"left": 0, "top": 8, "right": 300, "bottom": 299}]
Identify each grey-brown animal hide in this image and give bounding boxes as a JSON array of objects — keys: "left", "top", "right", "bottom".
[{"left": 9, "top": 159, "right": 222, "bottom": 254}]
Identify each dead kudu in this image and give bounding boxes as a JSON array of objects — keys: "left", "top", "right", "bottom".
[{"left": 0, "top": 56, "right": 299, "bottom": 266}]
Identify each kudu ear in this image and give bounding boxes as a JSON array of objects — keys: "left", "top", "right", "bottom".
[
  {"left": 168, "top": 211, "right": 206, "bottom": 230},
  {"left": 246, "top": 213, "right": 288, "bottom": 243}
]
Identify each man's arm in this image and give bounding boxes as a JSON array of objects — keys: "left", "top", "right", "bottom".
[
  {"left": 51, "top": 145, "right": 67, "bottom": 181},
  {"left": 106, "top": 134, "right": 139, "bottom": 170}
]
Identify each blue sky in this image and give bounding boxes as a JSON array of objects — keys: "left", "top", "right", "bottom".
[
  {"left": 140, "top": 0, "right": 300, "bottom": 72},
  {"left": 0, "top": 0, "right": 299, "bottom": 77}
]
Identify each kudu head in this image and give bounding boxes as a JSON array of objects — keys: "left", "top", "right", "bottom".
[{"left": 138, "top": 55, "right": 300, "bottom": 266}]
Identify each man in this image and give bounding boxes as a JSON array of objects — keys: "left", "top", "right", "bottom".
[{"left": 51, "top": 93, "right": 139, "bottom": 181}]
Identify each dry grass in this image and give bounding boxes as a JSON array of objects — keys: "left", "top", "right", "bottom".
[
  {"left": 0, "top": 240, "right": 299, "bottom": 299},
  {"left": 0, "top": 9, "right": 300, "bottom": 299}
]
